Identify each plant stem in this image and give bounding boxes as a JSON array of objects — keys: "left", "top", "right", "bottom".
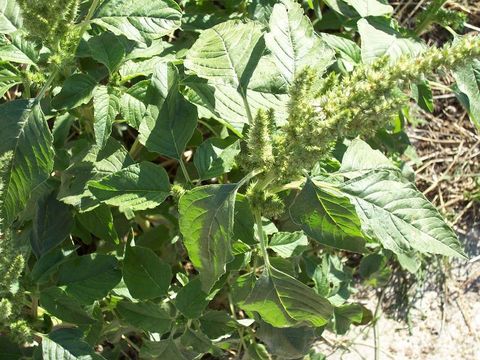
[
  {"left": 373, "top": 285, "right": 387, "bottom": 360},
  {"left": 240, "top": 89, "right": 254, "bottom": 125},
  {"left": 179, "top": 157, "right": 192, "bottom": 184},
  {"left": 415, "top": 0, "right": 447, "bottom": 35},
  {"left": 128, "top": 138, "right": 143, "bottom": 160},
  {"left": 254, "top": 211, "right": 269, "bottom": 268},
  {"left": 34, "top": 68, "right": 59, "bottom": 103}
]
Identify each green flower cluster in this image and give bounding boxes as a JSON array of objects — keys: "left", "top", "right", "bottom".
[
  {"left": 243, "top": 35, "right": 480, "bottom": 185},
  {"left": 17, "top": 0, "right": 81, "bottom": 59}
]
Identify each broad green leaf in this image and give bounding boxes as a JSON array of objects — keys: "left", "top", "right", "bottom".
[
  {"left": 31, "top": 248, "right": 75, "bottom": 284},
  {"left": 265, "top": 0, "right": 334, "bottom": 84},
  {"left": 194, "top": 137, "right": 240, "bottom": 180},
  {"left": 87, "top": 32, "right": 125, "bottom": 73},
  {"left": 243, "top": 267, "right": 333, "bottom": 328},
  {"left": 184, "top": 20, "right": 264, "bottom": 91},
  {"left": 339, "top": 138, "right": 395, "bottom": 177},
  {"left": 339, "top": 169, "right": 465, "bottom": 258},
  {"left": 268, "top": 231, "right": 309, "bottom": 258},
  {"left": 140, "top": 339, "right": 187, "bottom": 360},
  {"left": 179, "top": 184, "right": 237, "bottom": 292},
  {"left": 0, "top": 101, "right": 54, "bottom": 230},
  {"left": 453, "top": 58, "right": 480, "bottom": 129},
  {"left": 30, "top": 191, "right": 74, "bottom": 258},
  {"left": 175, "top": 278, "right": 210, "bottom": 319},
  {"left": 93, "top": 86, "right": 120, "bottom": 149},
  {"left": 180, "top": 328, "right": 216, "bottom": 357},
  {"left": 139, "top": 65, "right": 198, "bottom": 160},
  {"left": 52, "top": 74, "right": 97, "bottom": 110},
  {"left": 0, "top": 0, "right": 22, "bottom": 34},
  {"left": 0, "top": 64, "right": 21, "bottom": 97},
  {"left": 40, "top": 286, "right": 95, "bottom": 325},
  {"left": 57, "top": 254, "right": 122, "bottom": 304},
  {"left": 58, "top": 138, "right": 134, "bottom": 211},
  {"left": 0, "top": 35, "right": 35, "bottom": 65},
  {"left": 345, "top": 0, "right": 393, "bottom": 17},
  {"left": 290, "top": 178, "right": 365, "bottom": 253},
  {"left": 123, "top": 245, "right": 172, "bottom": 299},
  {"left": 115, "top": 300, "right": 172, "bottom": 334},
  {"left": 330, "top": 303, "right": 364, "bottom": 335},
  {"left": 256, "top": 319, "right": 316, "bottom": 359},
  {"left": 119, "top": 80, "right": 149, "bottom": 129},
  {"left": 358, "top": 19, "right": 425, "bottom": 64},
  {"left": 183, "top": 79, "right": 288, "bottom": 132},
  {"left": 411, "top": 80, "right": 434, "bottom": 113},
  {"left": 199, "top": 311, "right": 236, "bottom": 339},
  {"left": 42, "top": 329, "right": 103, "bottom": 360},
  {"left": 76, "top": 204, "right": 118, "bottom": 244},
  {"left": 321, "top": 33, "right": 361, "bottom": 69},
  {"left": 92, "top": 0, "right": 182, "bottom": 44},
  {"left": 88, "top": 162, "right": 170, "bottom": 214},
  {"left": 119, "top": 57, "right": 164, "bottom": 81}
]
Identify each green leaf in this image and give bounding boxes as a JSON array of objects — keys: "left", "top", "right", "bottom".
[
  {"left": 411, "top": 80, "right": 434, "bottom": 113},
  {"left": 30, "top": 191, "right": 74, "bottom": 258},
  {"left": 345, "top": 0, "right": 393, "bottom": 17},
  {"left": 123, "top": 245, "right": 172, "bottom": 299},
  {"left": 339, "top": 169, "right": 465, "bottom": 258},
  {"left": 265, "top": 0, "right": 334, "bottom": 84},
  {"left": 199, "top": 310, "right": 236, "bottom": 339},
  {"left": 141, "top": 339, "right": 187, "bottom": 360},
  {"left": 179, "top": 184, "right": 238, "bottom": 292},
  {"left": 185, "top": 20, "right": 264, "bottom": 91},
  {"left": 0, "top": 64, "right": 21, "bottom": 97},
  {"left": 57, "top": 254, "right": 122, "bottom": 304},
  {"left": 256, "top": 319, "right": 316, "bottom": 359},
  {"left": 175, "top": 278, "right": 210, "bottom": 319},
  {"left": 119, "top": 80, "right": 149, "bottom": 129},
  {"left": 52, "top": 74, "right": 97, "bottom": 110},
  {"left": 76, "top": 204, "right": 119, "bottom": 244},
  {"left": 58, "top": 138, "right": 134, "bottom": 211},
  {"left": 330, "top": 303, "right": 364, "bottom": 335},
  {"left": 116, "top": 300, "right": 172, "bottom": 334},
  {"left": 358, "top": 19, "right": 425, "bottom": 64},
  {"left": 453, "top": 58, "right": 480, "bottom": 129},
  {"left": 0, "top": 35, "right": 35, "bottom": 65},
  {"left": 0, "top": 0, "right": 22, "bottom": 34},
  {"left": 138, "top": 65, "right": 198, "bottom": 160},
  {"left": 339, "top": 138, "right": 395, "bottom": 177},
  {"left": 42, "top": 329, "right": 104, "bottom": 360},
  {"left": 243, "top": 267, "right": 333, "bottom": 328},
  {"left": 268, "top": 231, "right": 308, "bottom": 258},
  {"left": 194, "top": 137, "right": 240, "bottom": 180},
  {"left": 87, "top": 32, "right": 125, "bottom": 73},
  {"left": 88, "top": 162, "right": 171, "bottom": 214},
  {"left": 0, "top": 101, "right": 54, "bottom": 230},
  {"left": 92, "top": 0, "right": 182, "bottom": 44},
  {"left": 93, "top": 86, "right": 120, "bottom": 149},
  {"left": 290, "top": 178, "right": 365, "bottom": 253},
  {"left": 40, "top": 286, "right": 95, "bottom": 325}
]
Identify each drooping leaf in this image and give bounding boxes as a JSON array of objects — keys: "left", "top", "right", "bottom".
[
  {"left": 0, "top": 64, "right": 21, "bottom": 97},
  {"left": 52, "top": 74, "right": 97, "bottom": 110},
  {"left": 0, "top": 35, "right": 36, "bottom": 65},
  {"left": 92, "top": 0, "right": 182, "bottom": 44},
  {"left": 453, "top": 58, "right": 480, "bottom": 129},
  {"left": 138, "top": 64, "right": 198, "bottom": 160},
  {"left": 330, "top": 303, "right": 364, "bottom": 335},
  {"left": 93, "top": 86, "right": 120, "bottom": 149},
  {"left": 194, "top": 137, "right": 240, "bottom": 180},
  {"left": 115, "top": 300, "right": 172, "bottom": 334},
  {"left": 411, "top": 80, "right": 434, "bottom": 113},
  {"left": 268, "top": 231, "right": 309, "bottom": 258},
  {"left": 0, "top": 101, "right": 54, "bottom": 230},
  {"left": 30, "top": 191, "right": 74, "bottom": 258},
  {"left": 339, "top": 169, "right": 465, "bottom": 258},
  {"left": 88, "top": 162, "right": 171, "bottom": 214},
  {"left": 265, "top": 0, "right": 334, "bottom": 84},
  {"left": 123, "top": 245, "right": 172, "bottom": 300},
  {"left": 87, "top": 32, "right": 125, "bottom": 73},
  {"left": 57, "top": 254, "right": 122, "bottom": 304},
  {"left": 40, "top": 286, "right": 95, "bottom": 325},
  {"left": 243, "top": 267, "right": 333, "bottom": 328},
  {"left": 290, "top": 178, "right": 365, "bottom": 253},
  {"left": 358, "top": 19, "right": 425, "bottom": 64},
  {"left": 140, "top": 339, "right": 187, "bottom": 360},
  {"left": 178, "top": 184, "right": 237, "bottom": 292}
]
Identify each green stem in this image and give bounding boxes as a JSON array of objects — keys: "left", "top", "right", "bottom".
[
  {"left": 128, "top": 138, "right": 143, "bottom": 160},
  {"left": 254, "top": 211, "right": 270, "bottom": 268},
  {"left": 179, "top": 157, "right": 192, "bottom": 184},
  {"left": 240, "top": 89, "right": 254, "bottom": 125},
  {"left": 34, "top": 68, "right": 59, "bottom": 103}
]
